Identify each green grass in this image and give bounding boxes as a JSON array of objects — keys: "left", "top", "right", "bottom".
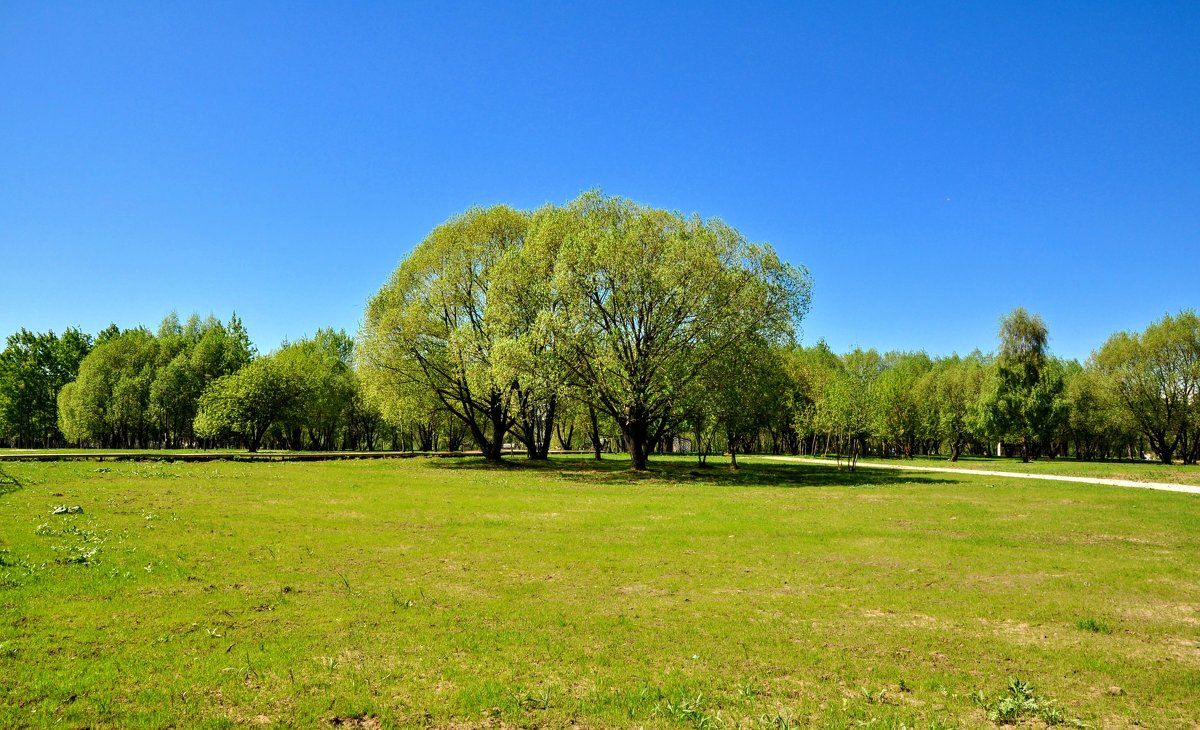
[
  {"left": 800, "top": 453, "right": 1200, "bottom": 486},
  {"left": 1, "top": 455, "right": 1197, "bottom": 728}
]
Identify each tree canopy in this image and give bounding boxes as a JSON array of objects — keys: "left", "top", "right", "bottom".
[{"left": 360, "top": 192, "right": 812, "bottom": 469}]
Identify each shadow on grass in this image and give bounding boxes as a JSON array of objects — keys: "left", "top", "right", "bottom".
[
  {"left": 0, "top": 465, "right": 22, "bottom": 497},
  {"left": 428, "top": 454, "right": 958, "bottom": 489}
]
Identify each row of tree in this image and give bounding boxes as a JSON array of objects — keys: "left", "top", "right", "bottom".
[
  {"left": 0, "top": 314, "right": 381, "bottom": 453},
  {"left": 775, "top": 307, "right": 1199, "bottom": 467},
  {"left": 2, "top": 193, "right": 1196, "bottom": 467}
]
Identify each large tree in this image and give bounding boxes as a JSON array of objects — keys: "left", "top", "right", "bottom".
[
  {"left": 58, "top": 328, "right": 159, "bottom": 448},
  {"left": 358, "top": 205, "right": 529, "bottom": 462},
  {"left": 527, "top": 192, "right": 811, "bottom": 470},
  {"left": 980, "top": 308, "right": 1064, "bottom": 462},
  {"left": 1094, "top": 310, "right": 1200, "bottom": 464}
]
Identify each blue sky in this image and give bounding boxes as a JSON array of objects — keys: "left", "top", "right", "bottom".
[{"left": 2, "top": 2, "right": 1197, "bottom": 362}]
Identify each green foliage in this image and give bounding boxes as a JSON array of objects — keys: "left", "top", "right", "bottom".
[
  {"left": 57, "top": 328, "right": 160, "bottom": 447},
  {"left": 682, "top": 337, "right": 792, "bottom": 467},
  {"left": 361, "top": 193, "right": 812, "bottom": 468},
  {"left": 979, "top": 309, "right": 1065, "bottom": 461},
  {"left": 931, "top": 353, "right": 987, "bottom": 460},
  {"left": 359, "top": 205, "right": 530, "bottom": 461},
  {"left": 1094, "top": 310, "right": 1200, "bottom": 464},
  {"left": 0, "top": 327, "right": 92, "bottom": 446},
  {"left": 528, "top": 191, "right": 811, "bottom": 469},
  {"left": 194, "top": 355, "right": 306, "bottom": 452},
  {"left": 870, "top": 352, "right": 934, "bottom": 458},
  {"left": 4, "top": 200, "right": 1196, "bottom": 466},
  {"left": 56, "top": 314, "right": 252, "bottom": 449},
  {"left": 273, "top": 329, "right": 360, "bottom": 450}
]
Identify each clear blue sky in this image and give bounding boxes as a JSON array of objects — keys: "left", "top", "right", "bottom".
[{"left": 2, "top": 2, "right": 1197, "bottom": 362}]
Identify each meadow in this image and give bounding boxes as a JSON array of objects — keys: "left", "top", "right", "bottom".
[{"left": 1, "top": 455, "right": 1198, "bottom": 728}]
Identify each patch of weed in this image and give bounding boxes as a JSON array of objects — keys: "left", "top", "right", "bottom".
[
  {"left": 657, "top": 691, "right": 720, "bottom": 729},
  {"left": 1074, "top": 618, "right": 1112, "bottom": 634},
  {"left": 975, "top": 678, "right": 1070, "bottom": 725}
]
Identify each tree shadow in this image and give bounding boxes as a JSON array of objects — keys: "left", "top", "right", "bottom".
[
  {"left": 427, "top": 454, "right": 957, "bottom": 489},
  {"left": 0, "top": 465, "right": 22, "bottom": 497}
]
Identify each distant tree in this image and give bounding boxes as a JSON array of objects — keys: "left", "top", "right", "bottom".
[
  {"left": 58, "top": 328, "right": 159, "bottom": 447},
  {"left": 0, "top": 328, "right": 91, "bottom": 447},
  {"left": 194, "top": 356, "right": 305, "bottom": 452},
  {"left": 870, "top": 352, "right": 933, "bottom": 458},
  {"left": 275, "top": 329, "right": 356, "bottom": 449},
  {"left": 931, "top": 353, "right": 987, "bottom": 461},
  {"left": 789, "top": 341, "right": 842, "bottom": 456},
  {"left": 714, "top": 338, "right": 791, "bottom": 469},
  {"left": 678, "top": 339, "right": 789, "bottom": 467},
  {"left": 95, "top": 323, "right": 122, "bottom": 347},
  {"left": 825, "top": 349, "right": 880, "bottom": 469},
  {"left": 979, "top": 308, "right": 1063, "bottom": 461},
  {"left": 1094, "top": 310, "right": 1200, "bottom": 464},
  {"left": 55, "top": 314, "right": 250, "bottom": 449},
  {"left": 343, "top": 377, "right": 383, "bottom": 451},
  {"left": 549, "top": 395, "right": 591, "bottom": 452},
  {"left": 1061, "top": 361, "right": 1123, "bottom": 460}
]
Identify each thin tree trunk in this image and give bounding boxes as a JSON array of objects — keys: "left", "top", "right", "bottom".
[{"left": 588, "top": 405, "right": 602, "bottom": 461}]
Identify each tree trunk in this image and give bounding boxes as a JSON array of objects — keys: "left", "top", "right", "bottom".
[
  {"left": 622, "top": 412, "right": 650, "bottom": 471},
  {"left": 629, "top": 434, "right": 648, "bottom": 471},
  {"left": 588, "top": 406, "right": 602, "bottom": 461},
  {"left": 555, "top": 421, "right": 574, "bottom": 451},
  {"left": 536, "top": 396, "right": 556, "bottom": 459}
]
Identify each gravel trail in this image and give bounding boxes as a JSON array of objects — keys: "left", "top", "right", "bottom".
[{"left": 761, "top": 456, "right": 1200, "bottom": 495}]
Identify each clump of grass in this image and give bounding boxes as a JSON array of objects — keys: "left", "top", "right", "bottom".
[
  {"left": 657, "top": 691, "right": 719, "bottom": 729},
  {"left": 861, "top": 686, "right": 897, "bottom": 705},
  {"left": 0, "top": 550, "right": 47, "bottom": 587},
  {"left": 1075, "top": 617, "right": 1112, "bottom": 634},
  {"left": 975, "top": 678, "right": 1067, "bottom": 725},
  {"left": 512, "top": 686, "right": 552, "bottom": 710},
  {"left": 756, "top": 713, "right": 794, "bottom": 729}
]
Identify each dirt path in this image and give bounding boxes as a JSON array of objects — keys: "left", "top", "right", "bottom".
[{"left": 761, "top": 456, "right": 1200, "bottom": 496}]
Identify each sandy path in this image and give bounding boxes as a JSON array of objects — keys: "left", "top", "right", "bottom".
[{"left": 761, "top": 456, "right": 1200, "bottom": 496}]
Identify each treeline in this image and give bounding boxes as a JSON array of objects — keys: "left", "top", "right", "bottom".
[
  {"left": 353, "top": 192, "right": 1199, "bottom": 469},
  {"left": 2, "top": 192, "right": 1197, "bottom": 467},
  {"left": 1, "top": 308, "right": 1197, "bottom": 465},
  {"left": 772, "top": 307, "right": 1200, "bottom": 467},
  {"left": 0, "top": 314, "right": 382, "bottom": 452}
]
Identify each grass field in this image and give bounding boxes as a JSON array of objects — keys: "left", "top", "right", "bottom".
[{"left": 1, "top": 455, "right": 1198, "bottom": 728}]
